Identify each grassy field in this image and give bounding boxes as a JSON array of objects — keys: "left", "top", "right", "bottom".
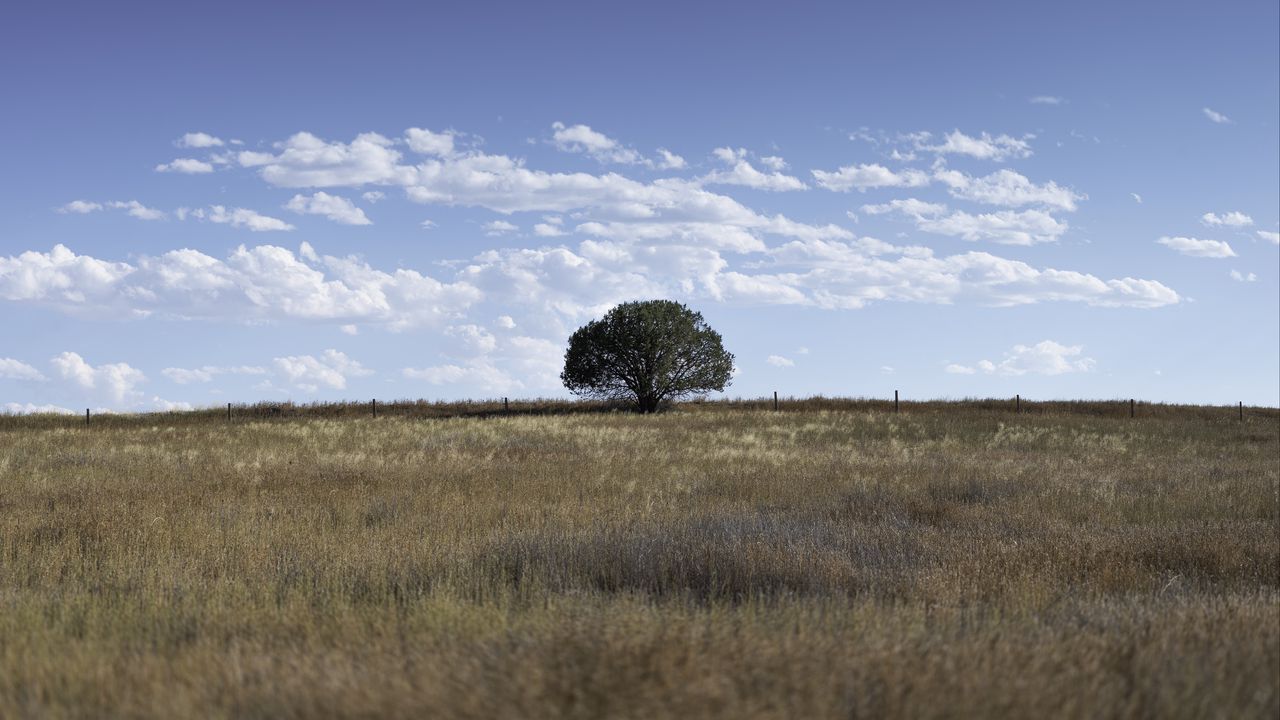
[{"left": 0, "top": 400, "right": 1276, "bottom": 718}]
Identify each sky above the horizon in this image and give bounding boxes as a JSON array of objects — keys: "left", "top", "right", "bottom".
[{"left": 1, "top": 0, "right": 1278, "bottom": 413}]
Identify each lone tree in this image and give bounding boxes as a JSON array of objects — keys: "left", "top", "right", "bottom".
[{"left": 561, "top": 300, "right": 734, "bottom": 413}]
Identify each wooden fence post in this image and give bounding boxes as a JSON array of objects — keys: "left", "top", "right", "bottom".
[
  {"left": 1130, "top": 398, "right": 1135, "bottom": 418},
  {"left": 773, "top": 391, "right": 778, "bottom": 411},
  {"left": 504, "top": 397, "right": 509, "bottom": 413},
  {"left": 372, "top": 399, "right": 377, "bottom": 418},
  {"left": 227, "top": 402, "right": 231, "bottom": 422},
  {"left": 85, "top": 408, "right": 90, "bottom": 427},
  {"left": 894, "top": 390, "right": 899, "bottom": 414},
  {"left": 1016, "top": 394, "right": 1020, "bottom": 413},
  {"left": 1239, "top": 401, "right": 1243, "bottom": 421}
]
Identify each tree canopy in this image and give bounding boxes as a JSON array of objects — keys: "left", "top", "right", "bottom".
[{"left": 561, "top": 300, "right": 734, "bottom": 413}]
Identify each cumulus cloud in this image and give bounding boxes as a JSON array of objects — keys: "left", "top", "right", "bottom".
[
  {"left": 403, "top": 360, "right": 520, "bottom": 393},
  {"left": 1157, "top": 236, "right": 1236, "bottom": 258},
  {"left": 811, "top": 163, "right": 930, "bottom": 192},
  {"left": 1202, "top": 107, "right": 1232, "bottom": 124},
  {"left": 766, "top": 354, "right": 795, "bottom": 367},
  {"left": 273, "top": 349, "right": 372, "bottom": 392},
  {"left": 1258, "top": 230, "right": 1280, "bottom": 245},
  {"left": 106, "top": 200, "right": 165, "bottom": 221},
  {"left": 947, "top": 341, "right": 1095, "bottom": 376},
  {"left": 0, "top": 358, "right": 45, "bottom": 381},
  {"left": 701, "top": 150, "right": 807, "bottom": 191},
  {"left": 176, "top": 132, "right": 224, "bottom": 148},
  {"left": 1229, "top": 270, "right": 1257, "bottom": 282},
  {"left": 934, "top": 168, "right": 1083, "bottom": 211},
  {"left": 483, "top": 220, "right": 519, "bottom": 235},
  {"left": 0, "top": 243, "right": 482, "bottom": 328},
  {"left": 183, "top": 205, "right": 295, "bottom": 231},
  {"left": 1131, "top": 193, "right": 1143, "bottom": 204},
  {"left": 51, "top": 351, "right": 146, "bottom": 404},
  {"left": 862, "top": 200, "right": 1067, "bottom": 244},
  {"left": 155, "top": 158, "right": 214, "bottom": 174},
  {"left": 161, "top": 365, "right": 267, "bottom": 384},
  {"left": 405, "top": 128, "right": 456, "bottom": 156},
  {"left": 285, "top": 192, "right": 372, "bottom": 225},
  {"left": 550, "top": 122, "right": 643, "bottom": 165},
  {"left": 240, "top": 131, "right": 416, "bottom": 187},
  {"left": 917, "top": 130, "right": 1033, "bottom": 161},
  {"left": 362, "top": 191, "right": 385, "bottom": 203},
  {"left": 58, "top": 200, "right": 103, "bottom": 214},
  {"left": 3, "top": 402, "right": 75, "bottom": 415},
  {"left": 1200, "top": 211, "right": 1253, "bottom": 227},
  {"left": 656, "top": 149, "right": 686, "bottom": 169}
]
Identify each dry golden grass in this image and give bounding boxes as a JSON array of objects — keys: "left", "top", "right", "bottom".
[{"left": 0, "top": 400, "right": 1276, "bottom": 718}]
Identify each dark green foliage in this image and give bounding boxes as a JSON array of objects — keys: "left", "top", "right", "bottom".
[{"left": 561, "top": 300, "right": 735, "bottom": 413}]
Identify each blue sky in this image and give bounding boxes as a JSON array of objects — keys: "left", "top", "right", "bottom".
[{"left": 2, "top": 0, "right": 1277, "bottom": 412}]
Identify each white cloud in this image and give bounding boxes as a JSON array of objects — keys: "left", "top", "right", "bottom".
[
  {"left": 533, "top": 222, "right": 566, "bottom": 237},
  {"left": 3, "top": 402, "right": 75, "bottom": 415},
  {"left": 1131, "top": 193, "right": 1143, "bottom": 204},
  {"left": 918, "top": 130, "right": 1032, "bottom": 161},
  {"left": 242, "top": 131, "right": 415, "bottom": 187},
  {"left": 550, "top": 122, "right": 643, "bottom": 165},
  {"left": 951, "top": 341, "right": 1095, "bottom": 376},
  {"left": 760, "top": 156, "right": 788, "bottom": 171},
  {"left": 1029, "top": 96, "right": 1065, "bottom": 105},
  {"left": 880, "top": 366, "right": 894, "bottom": 374},
  {"left": 341, "top": 324, "right": 359, "bottom": 335},
  {"left": 186, "top": 205, "right": 295, "bottom": 231},
  {"left": 362, "top": 191, "right": 386, "bottom": 203},
  {"left": 860, "top": 198, "right": 948, "bottom": 217},
  {"left": 403, "top": 360, "right": 520, "bottom": 393},
  {"left": 0, "top": 243, "right": 482, "bottom": 328},
  {"left": 1202, "top": 107, "right": 1232, "bottom": 124},
  {"left": 155, "top": 158, "right": 214, "bottom": 174},
  {"left": 1200, "top": 211, "right": 1253, "bottom": 228},
  {"left": 496, "top": 315, "right": 516, "bottom": 329},
  {"left": 51, "top": 351, "right": 146, "bottom": 404},
  {"left": 285, "top": 192, "right": 372, "bottom": 225},
  {"left": 713, "top": 147, "right": 745, "bottom": 163},
  {"left": 766, "top": 354, "right": 795, "bottom": 367},
  {"left": 176, "top": 132, "right": 224, "bottom": 148},
  {"left": 483, "top": 220, "right": 519, "bottom": 235},
  {"left": 161, "top": 365, "right": 266, "bottom": 384},
  {"left": 273, "top": 349, "right": 372, "bottom": 392},
  {"left": 106, "top": 200, "right": 165, "bottom": 221},
  {"left": 0, "top": 358, "right": 45, "bottom": 381},
  {"left": 1229, "top": 270, "right": 1258, "bottom": 282},
  {"left": 934, "top": 168, "right": 1082, "bottom": 211},
  {"left": 811, "top": 163, "right": 930, "bottom": 192},
  {"left": 1258, "top": 231, "right": 1280, "bottom": 245},
  {"left": 405, "top": 128, "right": 456, "bottom": 156},
  {"left": 58, "top": 200, "right": 102, "bottom": 214},
  {"left": 420, "top": 220, "right": 437, "bottom": 230},
  {"left": 1157, "top": 236, "right": 1236, "bottom": 258},
  {"left": 865, "top": 200, "right": 1067, "bottom": 244},
  {"left": 919, "top": 209, "right": 1068, "bottom": 245},
  {"left": 656, "top": 149, "right": 686, "bottom": 169},
  {"left": 701, "top": 154, "right": 807, "bottom": 192},
  {"left": 152, "top": 396, "right": 193, "bottom": 411}
]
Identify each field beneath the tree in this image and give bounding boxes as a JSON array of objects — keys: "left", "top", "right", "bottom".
[{"left": 1, "top": 400, "right": 1277, "bottom": 718}]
